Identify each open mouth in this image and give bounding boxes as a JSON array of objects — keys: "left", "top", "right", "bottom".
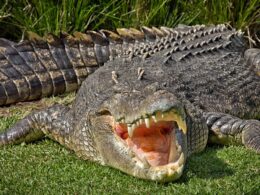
[{"left": 113, "top": 109, "right": 187, "bottom": 168}]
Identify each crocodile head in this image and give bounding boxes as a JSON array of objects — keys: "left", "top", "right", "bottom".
[
  {"left": 75, "top": 56, "right": 189, "bottom": 182},
  {"left": 94, "top": 90, "right": 187, "bottom": 182}
]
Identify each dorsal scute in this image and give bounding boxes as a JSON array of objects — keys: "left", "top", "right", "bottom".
[
  {"left": 45, "top": 33, "right": 63, "bottom": 47},
  {"left": 99, "top": 29, "right": 123, "bottom": 43},
  {"left": 73, "top": 31, "right": 94, "bottom": 45},
  {"left": 139, "top": 24, "right": 245, "bottom": 64},
  {"left": 60, "top": 32, "right": 79, "bottom": 48},
  {"left": 85, "top": 30, "right": 109, "bottom": 46}
]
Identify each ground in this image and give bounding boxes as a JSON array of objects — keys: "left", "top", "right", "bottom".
[{"left": 0, "top": 93, "right": 259, "bottom": 194}]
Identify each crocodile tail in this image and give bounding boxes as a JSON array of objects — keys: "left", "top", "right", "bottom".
[
  {"left": 0, "top": 27, "right": 174, "bottom": 106},
  {"left": 0, "top": 34, "right": 84, "bottom": 105}
]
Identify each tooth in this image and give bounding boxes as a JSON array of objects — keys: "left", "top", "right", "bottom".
[
  {"left": 162, "top": 113, "right": 164, "bottom": 118},
  {"left": 145, "top": 118, "right": 150, "bottom": 128},
  {"left": 178, "top": 153, "right": 185, "bottom": 166},
  {"left": 176, "top": 164, "right": 184, "bottom": 175},
  {"left": 127, "top": 124, "right": 134, "bottom": 137},
  {"left": 121, "top": 118, "right": 125, "bottom": 123},
  {"left": 139, "top": 153, "right": 150, "bottom": 168},
  {"left": 132, "top": 123, "right": 136, "bottom": 131},
  {"left": 127, "top": 124, "right": 131, "bottom": 129},
  {"left": 177, "top": 144, "right": 182, "bottom": 153},
  {"left": 152, "top": 115, "right": 157, "bottom": 123},
  {"left": 135, "top": 157, "right": 149, "bottom": 169},
  {"left": 169, "top": 161, "right": 179, "bottom": 170},
  {"left": 176, "top": 118, "right": 187, "bottom": 134}
]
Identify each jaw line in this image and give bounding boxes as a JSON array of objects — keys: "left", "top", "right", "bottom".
[{"left": 131, "top": 149, "right": 186, "bottom": 182}]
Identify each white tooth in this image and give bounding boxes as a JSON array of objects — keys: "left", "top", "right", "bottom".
[
  {"left": 139, "top": 118, "right": 144, "bottom": 125},
  {"left": 175, "top": 117, "right": 187, "bottom": 134},
  {"left": 139, "top": 153, "right": 150, "bottom": 168},
  {"left": 177, "top": 144, "right": 182, "bottom": 153},
  {"left": 132, "top": 123, "right": 136, "bottom": 131},
  {"left": 127, "top": 124, "right": 134, "bottom": 137},
  {"left": 178, "top": 153, "right": 185, "bottom": 166},
  {"left": 162, "top": 113, "right": 164, "bottom": 118},
  {"left": 176, "top": 164, "right": 184, "bottom": 175},
  {"left": 145, "top": 118, "right": 150, "bottom": 128},
  {"left": 169, "top": 161, "right": 179, "bottom": 170},
  {"left": 174, "top": 131, "right": 183, "bottom": 153},
  {"left": 134, "top": 156, "right": 150, "bottom": 169},
  {"left": 121, "top": 118, "right": 125, "bottom": 123},
  {"left": 152, "top": 115, "right": 157, "bottom": 123},
  {"left": 127, "top": 124, "right": 136, "bottom": 137}
]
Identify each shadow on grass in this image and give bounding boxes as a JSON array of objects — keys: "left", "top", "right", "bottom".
[{"left": 177, "top": 146, "right": 234, "bottom": 183}]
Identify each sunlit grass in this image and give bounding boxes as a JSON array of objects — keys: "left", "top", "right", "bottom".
[
  {"left": 0, "top": 95, "right": 259, "bottom": 194},
  {"left": 0, "top": 0, "right": 11, "bottom": 20},
  {"left": 0, "top": 0, "right": 259, "bottom": 43},
  {"left": 0, "top": 132, "right": 259, "bottom": 194}
]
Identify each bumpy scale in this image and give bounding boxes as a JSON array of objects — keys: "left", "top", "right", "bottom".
[{"left": 0, "top": 26, "right": 170, "bottom": 105}]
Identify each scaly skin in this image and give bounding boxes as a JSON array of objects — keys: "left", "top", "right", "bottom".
[
  {"left": 0, "top": 24, "right": 259, "bottom": 182},
  {"left": 0, "top": 26, "right": 173, "bottom": 105}
]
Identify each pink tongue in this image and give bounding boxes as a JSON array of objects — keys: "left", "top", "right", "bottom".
[
  {"left": 143, "top": 151, "right": 169, "bottom": 166},
  {"left": 126, "top": 129, "right": 173, "bottom": 166},
  {"left": 126, "top": 139, "right": 169, "bottom": 166}
]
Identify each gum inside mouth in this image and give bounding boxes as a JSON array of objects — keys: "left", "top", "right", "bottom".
[{"left": 113, "top": 109, "right": 186, "bottom": 167}]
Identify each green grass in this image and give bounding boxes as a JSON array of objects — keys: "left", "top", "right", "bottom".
[
  {"left": 0, "top": 0, "right": 259, "bottom": 46},
  {"left": 0, "top": 137, "right": 259, "bottom": 194},
  {"left": 0, "top": 0, "right": 260, "bottom": 193},
  {"left": 0, "top": 98, "right": 260, "bottom": 194}
]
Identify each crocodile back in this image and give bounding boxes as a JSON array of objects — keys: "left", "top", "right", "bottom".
[{"left": 0, "top": 27, "right": 174, "bottom": 105}]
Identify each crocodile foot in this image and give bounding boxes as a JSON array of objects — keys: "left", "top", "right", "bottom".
[
  {"left": 203, "top": 112, "right": 260, "bottom": 153},
  {"left": 0, "top": 104, "right": 71, "bottom": 146}
]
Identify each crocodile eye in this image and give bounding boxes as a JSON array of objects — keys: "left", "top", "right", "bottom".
[{"left": 97, "top": 109, "right": 112, "bottom": 116}]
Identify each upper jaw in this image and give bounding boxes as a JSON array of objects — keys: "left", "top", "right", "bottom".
[{"left": 115, "top": 108, "right": 187, "bottom": 138}]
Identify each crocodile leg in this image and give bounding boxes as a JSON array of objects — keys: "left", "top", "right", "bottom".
[
  {"left": 0, "top": 104, "right": 71, "bottom": 146},
  {"left": 203, "top": 112, "right": 260, "bottom": 153}
]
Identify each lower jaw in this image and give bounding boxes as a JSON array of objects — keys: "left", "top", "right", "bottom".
[
  {"left": 131, "top": 151, "right": 186, "bottom": 182},
  {"left": 150, "top": 163, "right": 185, "bottom": 182}
]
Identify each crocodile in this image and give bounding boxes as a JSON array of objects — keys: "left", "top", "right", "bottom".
[
  {"left": 0, "top": 24, "right": 259, "bottom": 182},
  {"left": 0, "top": 26, "right": 172, "bottom": 105}
]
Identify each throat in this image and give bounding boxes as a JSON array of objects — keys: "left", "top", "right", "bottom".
[
  {"left": 126, "top": 131, "right": 175, "bottom": 166},
  {"left": 125, "top": 122, "right": 177, "bottom": 166}
]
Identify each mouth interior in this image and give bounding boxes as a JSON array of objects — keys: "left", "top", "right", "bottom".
[{"left": 114, "top": 111, "right": 185, "bottom": 167}]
